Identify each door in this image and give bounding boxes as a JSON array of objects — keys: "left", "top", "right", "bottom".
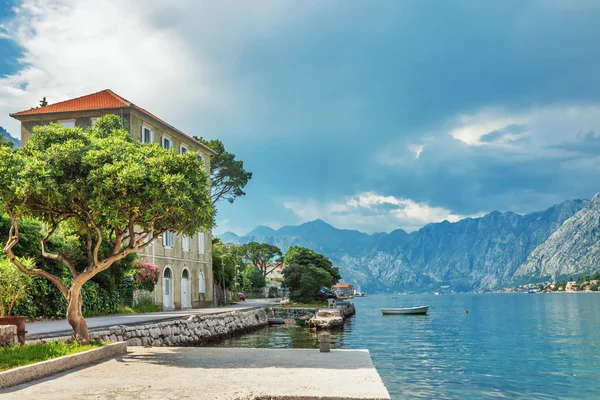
[
  {"left": 181, "top": 269, "right": 190, "bottom": 309},
  {"left": 163, "top": 267, "right": 172, "bottom": 309}
]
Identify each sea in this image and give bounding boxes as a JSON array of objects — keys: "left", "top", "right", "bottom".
[{"left": 210, "top": 293, "right": 600, "bottom": 399}]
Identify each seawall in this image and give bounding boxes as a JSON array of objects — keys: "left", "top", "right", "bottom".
[{"left": 32, "top": 308, "right": 268, "bottom": 346}]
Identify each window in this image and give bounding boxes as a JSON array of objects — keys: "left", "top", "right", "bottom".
[
  {"left": 162, "top": 231, "right": 174, "bottom": 248},
  {"left": 182, "top": 234, "right": 189, "bottom": 252},
  {"left": 144, "top": 232, "right": 153, "bottom": 245},
  {"left": 180, "top": 145, "right": 188, "bottom": 155},
  {"left": 59, "top": 119, "right": 75, "bottom": 128},
  {"left": 141, "top": 125, "right": 154, "bottom": 143},
  {"left": 198, "top": 233, "right": 205, "bottom": 254},
  {"left": 199, "top": 272, "right": 205, "bottom": 294},
  {"left": 162, "top": 136, "right": 172, "bottom": 150}
]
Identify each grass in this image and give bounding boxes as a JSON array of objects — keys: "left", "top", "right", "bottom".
[
  {"left": 133, "top": 297, "right": 161, "bottom": 313},
  {"left": 0, "top": 341, "right": 103, "bottom": 372},
  {"left": 276, "top": 302, "right": 328, "bottom": 309}
]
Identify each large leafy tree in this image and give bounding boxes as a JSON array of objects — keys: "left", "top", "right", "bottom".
[
  {"left": 284, "top": 246, "right": 341, "bottom": 284},
  {"left": 238, "top": 242, "right": 282, "bottom": 280},
  {"left": 0, "top": 116, "right": 214, "bottom": 341},
  {"left": 194, "top": 137, "right": 252, "bottom": 204}
]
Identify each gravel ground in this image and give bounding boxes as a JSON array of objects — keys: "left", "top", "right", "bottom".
[{"left": 0, "top": 347, "right": 390, "bottom": 400}]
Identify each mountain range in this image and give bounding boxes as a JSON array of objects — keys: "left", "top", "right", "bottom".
[
  {"left": 219, "top": 194, "right": 600, "bottom": 293},
  {"left": 0, "top": 126, "right": 20, "bottom": 147}
]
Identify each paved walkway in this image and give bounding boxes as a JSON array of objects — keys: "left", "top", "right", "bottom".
[
  {"left": 0, "top": 347, "right": 390, "bottom": 399},
  {"left": 27, "top": 300, "right": 272, "bottom": 338}
]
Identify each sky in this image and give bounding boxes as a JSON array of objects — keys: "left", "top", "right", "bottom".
[{"left": 1, "top": 0, "right": 600, "bottom": 235}]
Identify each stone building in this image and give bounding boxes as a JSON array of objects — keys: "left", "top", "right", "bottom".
[{"left": 10, "top": 89, "right": 215, "bottom": 309}]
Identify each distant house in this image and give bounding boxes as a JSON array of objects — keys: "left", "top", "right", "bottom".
[
  {"left": 333, "top": 283, "right": 354, "bottom": 298},
  {"left": 566, "top": 281, "right": 579, "bottom": 292},
  {"left": 591, "top": 280, "right": 600, "bottom": 285}
]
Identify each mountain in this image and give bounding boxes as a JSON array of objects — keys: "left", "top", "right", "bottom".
[
  {"left": 219, "top": 198, "right": 590, "bottom": 293},
  {"left": 0, "top": 126, "right": 20, "bottom": 147},
  {"left": 514, "top": 193, "right": 600, "bottom": 281}
]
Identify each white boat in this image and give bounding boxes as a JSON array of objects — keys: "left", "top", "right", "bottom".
[{"left": 381, "top": 306, "right": 429, "bottom": 315}]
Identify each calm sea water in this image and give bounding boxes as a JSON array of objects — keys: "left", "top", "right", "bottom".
[{"left": 211, "top": 293, "right": 600, "bottom": 399}]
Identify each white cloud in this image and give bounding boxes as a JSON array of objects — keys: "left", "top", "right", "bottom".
[
  {"left": 0, "top": 0, "right": 327, "bottom": 138},
  {"left": 283, "top": 192, "right": 482, "bottom": 233},
  {"left": 408, "top": 144, "right": 424, "bottom": 158}
]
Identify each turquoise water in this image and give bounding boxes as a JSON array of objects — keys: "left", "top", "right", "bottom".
[{"left": 211, "top": 293, "right": 600, "bottom": 399}]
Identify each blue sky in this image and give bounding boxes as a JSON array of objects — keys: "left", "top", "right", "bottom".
[{"left": 1, "top": 1, "right": 600, "bottom": 234}]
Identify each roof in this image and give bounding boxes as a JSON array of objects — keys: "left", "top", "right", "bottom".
[
  {"left": 333, "top": 283, "right": 353, "bottom": 288},
  {"left": 10, "top": 89, "right": 216, "bottom": 154}
]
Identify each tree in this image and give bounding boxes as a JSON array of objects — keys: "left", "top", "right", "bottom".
[
  {"left": 0, "top": 115, "right": 214, "bottom": 342},
  {"left": 284, "top": 246, "right": 341, "bottom": 284},
  {"left": 239, "top": 242, "right": 282, "bottom": 280},
  {"left": 284, "top": 264, "right": 332, "bottom": 303},
  {"left": 194, "top": 137, "right": 252, "bottom": 204},
  {"left": 0, "top": 135, "right": 14, "bottom": 149},
  {"left": 242, "top": 266, "right": 266, "bottom": 290}
]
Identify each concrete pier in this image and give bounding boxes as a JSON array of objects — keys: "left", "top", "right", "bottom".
[{"left": 0, "top": 347, "right": 391, "bottom": 400}]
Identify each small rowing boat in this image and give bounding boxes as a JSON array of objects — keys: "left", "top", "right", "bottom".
[{"left": 381, "top": 306, "right": 429, "bottom": 315}]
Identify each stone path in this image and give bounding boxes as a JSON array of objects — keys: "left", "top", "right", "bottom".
[
  {"left": 0, "top": 347, "right": 391, "bottom": 399},
  {"left": 26, "top": 299, "right": 272, "bottom": 339}
]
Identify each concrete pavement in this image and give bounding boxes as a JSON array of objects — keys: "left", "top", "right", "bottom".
[
  {"left": 0, "top": 347, "right": 391, "bottom": 399},
  {"left": 26, "top": 299, "right": 272, "bottom": 339}
]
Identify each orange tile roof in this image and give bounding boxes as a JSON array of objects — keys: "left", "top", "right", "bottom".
[
  {"left": 333, "top": 283, "right": 353, "bottom": 288},
  {"left": 10, "top": 89, "right": 216, "bottom": 154},
  {"left": 11, "top": 89, "right": 131, "bottom": 116}
]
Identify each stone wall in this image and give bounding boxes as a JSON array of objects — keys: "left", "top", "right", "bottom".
[
  {"left": 0, "top": 325, "right": 17, "bottom": 347},
  {"left": 87, "top": 308, "right": 268, "bottom": 347},
  {"left": 271, "top": 303, "right": 356, "bottom": 321}
]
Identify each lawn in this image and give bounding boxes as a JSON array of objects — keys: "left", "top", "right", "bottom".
[{"left": 0, "top": 341, "right": 103, "bottom": 372}]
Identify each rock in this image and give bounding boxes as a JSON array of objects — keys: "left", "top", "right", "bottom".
[{"left": 308, "top": 309, "right": 344, "bottom": 330}]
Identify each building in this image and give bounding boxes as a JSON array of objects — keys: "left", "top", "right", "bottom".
[
  {"left": 333, "top": 283, "right": 355, "bottom": 298},
  {"left": 10, "top": 89, "right": 215, "bottom": 310},
  {"left": 565, "top": 281, "right": 579, "bottom": 292}
]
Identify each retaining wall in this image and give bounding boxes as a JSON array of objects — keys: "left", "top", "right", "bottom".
[
  {"left": 91, "top": 308, "right": 268, "bottom": 347},
  {"left": 271, "top": 303, "right": 356, "bottom": 320}
]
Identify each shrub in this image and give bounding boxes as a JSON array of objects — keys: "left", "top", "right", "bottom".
[
  {"left": 133, "top": 297, "right": 161, "bottom": 313},
  {"left": 0, "top": 258, "right": 33, "bottom": 317}
]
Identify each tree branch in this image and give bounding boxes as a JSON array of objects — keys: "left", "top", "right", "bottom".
[
  {"left": 40, "top": 218, "right": 78, "bottom": 278},
  {"left": 4, "top": 214, "right": 68, "bottom": 298}
]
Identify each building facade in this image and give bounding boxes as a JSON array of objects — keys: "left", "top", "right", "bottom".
[{"left": 11, "top": 89, "right": 215, "bottom": 309}]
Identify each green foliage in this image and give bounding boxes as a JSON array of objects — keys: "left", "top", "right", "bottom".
[
  {"left": 284, "top": 246, "right": 341, "bottom": 284},
  {"left": 194, "top": 137, "right": 252, "bottom": 204},
  {"left": 0, "top": 258, "right": 33, "bottom": 317},
  {"left": 117, "top": 305, "right": 135, "bottom": 314},
  {"left": 0, "top": 134, "right": 14, "bottom": 149},
  {"left": 239, "top": 242, "right": 282, "bottom": 279},
  {"left": 12, "top": 274, "right": 122, "bottom": 319},
  {"left": 268, "top": 286, "right": 278, "bottom": 296},
  {"left": 212, "top": 239, "right": 242, "bottom": 289},
  {"left": 242, "top": 266, "right": 266, "bottom": 289},
  {"left": 133, "top": 297, "right": 161, "bottom": 313},
  {"left": 283, "top": 263, "right": 332, "bottom": 303},
  {"left": 0, "top": 341, "right": 102, "bottom": 372}
]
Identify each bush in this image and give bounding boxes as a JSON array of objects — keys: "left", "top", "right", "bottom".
[
  {"left": 12, "top": 277, "right": 121, "bottom": 319},
  {"left": 133, "top": 297, "right": 161, "bottom": 313},
  {"left": 0, "top": 258, "right": 33, "bottom": 317}
]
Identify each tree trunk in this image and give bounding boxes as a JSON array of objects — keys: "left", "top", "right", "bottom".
[{"left": 67, "top": 285, "right": 89, "bottom": 343}]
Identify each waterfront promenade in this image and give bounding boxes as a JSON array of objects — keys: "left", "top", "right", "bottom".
[{"left": 0, "top": 347, "right": 391, "bottom": 399}]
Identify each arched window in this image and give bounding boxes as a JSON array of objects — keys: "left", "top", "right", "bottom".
[
  {"left": 199, "top": 272, "right": 205, "bottom": 294},
  {"left": 163, "top": 267, "right": 172, "bottom": 296},
  {"left": 182, "top": 269, "right": 189, "bottom": 279}
]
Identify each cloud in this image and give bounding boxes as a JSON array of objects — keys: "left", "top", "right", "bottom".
[{"left": 283, "top": 192, "right": 482, "bottom": 233}]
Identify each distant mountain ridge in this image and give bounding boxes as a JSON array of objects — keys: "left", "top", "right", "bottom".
[
  {"left": 0, "top": 126, "right": 20, "bottom": 147},
  {"left": 219, "top": 197, "right": 598, "bottom": 292}
]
